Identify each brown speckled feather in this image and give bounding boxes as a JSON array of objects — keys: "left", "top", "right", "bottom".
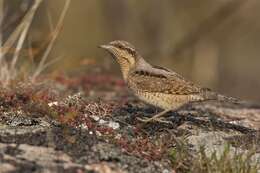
[
  {"left": 128, "top": 67, "right": 201, "bottom": 95},
  {"left": 100, "top": 40, "right": 235, "bottom": 111}
]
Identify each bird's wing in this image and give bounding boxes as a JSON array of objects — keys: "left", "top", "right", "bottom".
[{"left": 128, "top": 68, "right": 201, "bottom": 95}]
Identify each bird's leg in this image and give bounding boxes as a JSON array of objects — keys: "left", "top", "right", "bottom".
[{"left": 137, "top": 109, "right": 173, "bottom": 123}]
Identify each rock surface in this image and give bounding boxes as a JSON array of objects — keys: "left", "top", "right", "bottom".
[{"left": 0, "top": 77, "right": 259, "bottom": 173}]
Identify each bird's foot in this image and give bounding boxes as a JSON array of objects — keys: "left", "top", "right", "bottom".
[
  {"left": 137, "top": 109, "right": 173, "bottom": 124},
  {"left": 137, "top": 116, "right": 172, "bottom": 124},
  {"left": 137, "top": 109, "right": 175, "bottom": 124}
]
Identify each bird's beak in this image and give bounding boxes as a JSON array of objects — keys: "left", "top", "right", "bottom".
[{"left": 98, "top": 44, "right": 111, "bottom": 50}]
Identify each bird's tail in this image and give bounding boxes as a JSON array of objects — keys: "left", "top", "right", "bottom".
[
  {"left": 215, "top": 93, "right": 239, "bottom": 102},
  {"left": 202, "top": 88, "right": 239, "bottom": 103}
]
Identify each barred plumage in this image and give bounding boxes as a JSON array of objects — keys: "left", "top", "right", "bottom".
[{"left": 100, "top": 40, "right": 237, "bottom": 122}]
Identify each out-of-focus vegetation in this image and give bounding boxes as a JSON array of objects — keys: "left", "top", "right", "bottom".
[
  {"left": 1, "top": 0, "right": 260, "bottom": 101},
  {"left": 169, "top": 141, "right": 259, "bottom": 173}
]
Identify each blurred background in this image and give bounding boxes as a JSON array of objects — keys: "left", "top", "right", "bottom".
[{"left": 1, "top": 0, "right": 260, "bottom": 101}]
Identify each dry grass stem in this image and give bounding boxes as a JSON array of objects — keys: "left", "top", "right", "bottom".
[
  {"left": 0, "top": 0, "right": 43, "bottom": 86},
  {"left": 0, "top": 0, "right": 71, "bottom": 86},
  {"left": 0, "top": 0, "right": 43, "bottom": 60},
  {"left": 32, "top": 0, "right": 71, "bottom": 81}
]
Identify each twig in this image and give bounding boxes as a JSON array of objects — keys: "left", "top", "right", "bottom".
[
  {"left": 0, "top": 0, "right": 43, "bottom": 86},
  {"left": 10, "top": 0, "right": 42, "bottom": 75},
  {"left": 32, "top": 0, "right": 71, "bottom": 81},
  {"left": 0, "top": 0, "right": 43, "bottom": 62},
  {"left": 41, "top": 55, "right": 64, "bottom": 72}
]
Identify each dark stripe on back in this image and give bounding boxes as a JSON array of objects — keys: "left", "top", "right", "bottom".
[
  {"left": 134, "top": 70, "right": 167, "bottom": 79},
  {"left": 152, "top": 65, "right": 171, "bottom": 72}
]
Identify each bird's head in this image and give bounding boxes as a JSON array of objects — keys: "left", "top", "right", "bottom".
[{"left": 99, "top": 40, "right": 140, "bottom": 80}]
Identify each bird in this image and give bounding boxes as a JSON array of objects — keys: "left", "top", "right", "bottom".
[{"left": 99, "top": 40, "right": 236, "bottom": 123}]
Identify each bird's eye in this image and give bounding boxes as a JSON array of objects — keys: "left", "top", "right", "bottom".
[
  {"left": 115, "top": 44, "right": 136, "bottom": 56},
  {"left": 117, "top": 45, "right": 124, "bottom": 49}
]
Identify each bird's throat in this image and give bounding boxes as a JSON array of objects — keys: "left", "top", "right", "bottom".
[{"left": 116, "top": 58, "right": 131, "bottom": 81}]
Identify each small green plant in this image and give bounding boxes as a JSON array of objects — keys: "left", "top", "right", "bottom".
[
  {"left": 169, "top": 137, "right": 192, "bottom": 172},
  {"left": 192, "top": 145, "right": 258, "bottom": 173},
  {"left": 169, "top": 140, "right": 259, "bottom": 173}
]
